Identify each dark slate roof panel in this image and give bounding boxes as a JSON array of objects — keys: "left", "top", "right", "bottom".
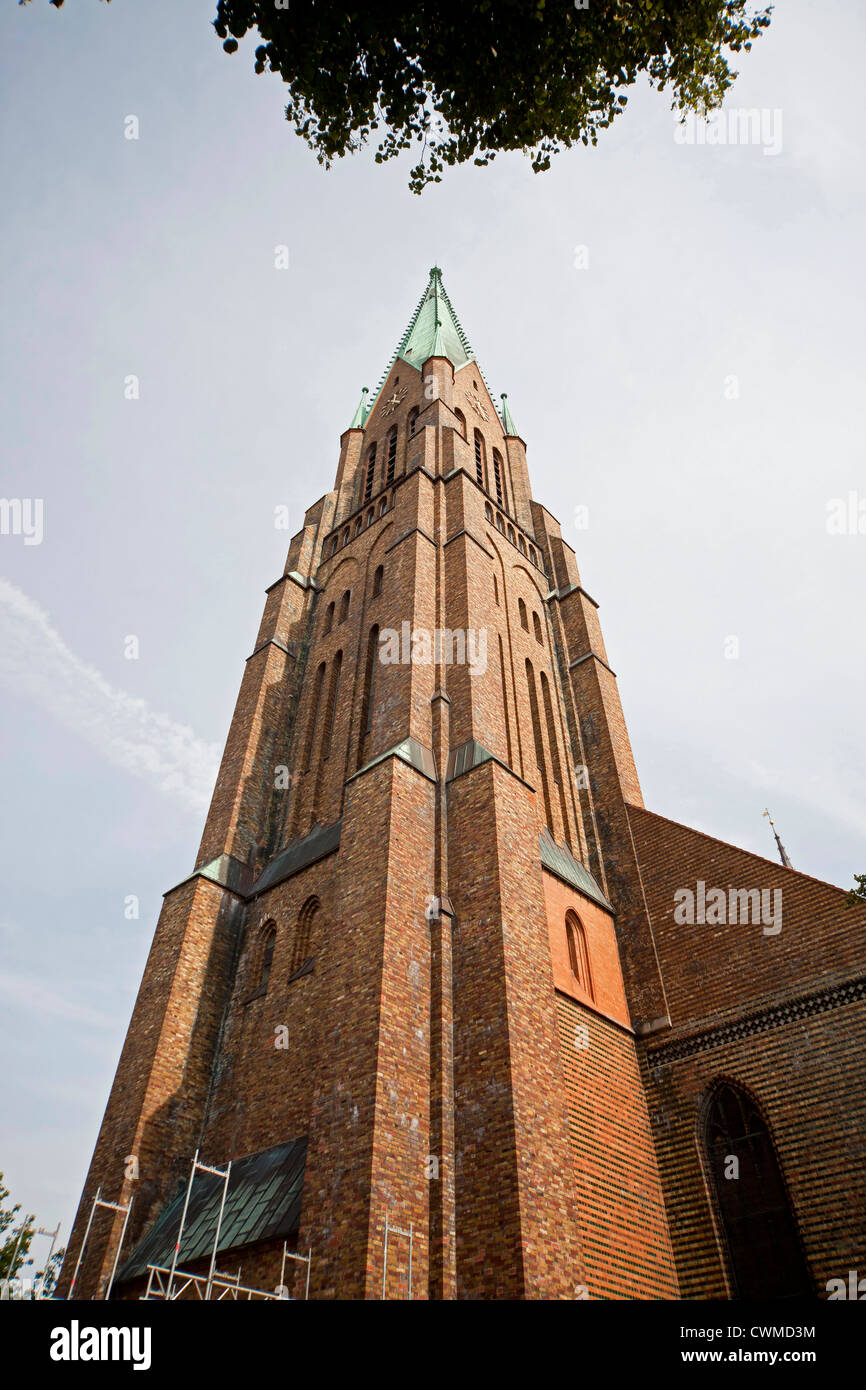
[
  {"left": 251, "top": 821, "right": 341, "bottom": 896},
  {"left": 116, "top": 1137, "right": 308, "bottom": 1282},
  {"left": 539, "top": 830, "right": 611, "bottom": 910}
]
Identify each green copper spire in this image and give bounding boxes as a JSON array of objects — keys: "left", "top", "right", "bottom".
[
  {"left": 398, "top": 266, "right": 475, "bottom": 370},
  {"left": 349, "top": 386, "right": 369, "bottom": 429},
  {"left": 367, "top": 267, "right": 480, "bottom": 412},
  {"left": 500, "top": 392, "right": 519, "bottom": 436}
]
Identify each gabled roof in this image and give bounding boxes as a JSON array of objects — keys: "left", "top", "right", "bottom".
[{"left": 116, "top": 1138, "right": 308, "bottom": 1282}]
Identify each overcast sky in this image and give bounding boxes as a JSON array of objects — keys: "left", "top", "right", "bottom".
[{"left": 1, "top": 0, "right": 864, "bottom": 1257}]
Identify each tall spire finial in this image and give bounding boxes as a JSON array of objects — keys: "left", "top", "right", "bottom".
[
  {"left": 763, "top": 809, "right": 793, "bottom": 869},
  {"left": 500, "top": 392, "right": 519, "bottom": 436},
  {"left": 349, "top": 386, "right": 369, "bottom": 430},
  {"left": 366, "top": 267, "right": 487, "bottom": 414}
]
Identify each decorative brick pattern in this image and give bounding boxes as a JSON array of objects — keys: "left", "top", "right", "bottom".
[{"left": 61, "top": 278, "right": 864, "bottom": 1302}]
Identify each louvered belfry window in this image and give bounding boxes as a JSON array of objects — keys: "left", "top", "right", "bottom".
[
  {"left": 493, "top": 450, "right": 504, "bottom": 507},
  {"left": 364, "top": 444, "right": 377, "bottom": 502}
]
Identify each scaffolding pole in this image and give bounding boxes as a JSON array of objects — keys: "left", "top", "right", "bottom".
[
  {"left": 381, "top": 1213, "right": 413, "bottom": 1301},
  {"left": 278, "top": 1242, "right": 312, "bottom": 1300},
  {"left": 25, "top": 1221, "right": 62, "bottom": 1298},
  {"left": 167, "top": 1150, "right": 232, "bottom": 1302},
  {"left": 204, "top": 1159, "right": 231, "bottom": 1302},
  {"left": 68, "top": 1189, "right": 133, "bottom": 1300}
]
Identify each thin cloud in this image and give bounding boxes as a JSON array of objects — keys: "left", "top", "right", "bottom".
[
  {"left": 0, "top": 579, "right": 220, "bottom": 813},
  {"left": 0, "top": 970, "right": 118, "bottom": 1030}
]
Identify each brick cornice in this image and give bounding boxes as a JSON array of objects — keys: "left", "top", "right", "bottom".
[
  {"left": 246, "top": 637, "right": 294, "bottom": 663},
  {"left": 443, "top": 527, "right": 494, "bottom": 558},
  {"left": 644, "top": 974, "right": 866, "bottom": 1067},
  {"left": 385, "top": 525, "right": 437, "bottom": 554},
  {"left": 554, "top": 987, "right": 636, "bottom": 1038},
  {"left": 556, "top": 583, "right": 600, "bottom": 609},
  {"left": 265, "top": 570, "right": 320, "bottom": 595},
  {"left": 569, "top": 650, "right": 617, "bottom": 679}
]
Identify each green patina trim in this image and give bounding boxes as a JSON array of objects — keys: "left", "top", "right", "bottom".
[
  {"left": 367, "top": 267, "right": 495, "bottom": 415},
  {"left": 500, "top": 391, "right": 519, "bottom": 436},
  {"left": 539, "top": 829, "right": 611, "bottom": 910},
  {"left": 349, "top": 386, "right": 369, "bottom": 429},
  {"left": 397, "top": 267, "right": 475, "bottom": 372},
  {"left": 349, "top": 735, "right": 438, "bottom": 785}
]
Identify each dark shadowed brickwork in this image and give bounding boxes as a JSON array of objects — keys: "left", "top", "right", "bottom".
[{"left": 60, "top": 269, "right": 865, "bottom": 1301}]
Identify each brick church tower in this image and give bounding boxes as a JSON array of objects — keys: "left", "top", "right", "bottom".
[{"left": 60, "top": 269, "right": 866, "bottom": 1301}]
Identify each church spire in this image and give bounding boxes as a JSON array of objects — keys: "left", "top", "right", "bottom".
[
  {"left": 763, "top": 809, "right": 793, "bottom": 869},
  {"left": 349, "top": 386, "right": 369, "bottom": 429},
  {"left": 366, "top": 267, "right": 479, "bottom": 413},
  {"left": 500, "top": 392, "right": 519, "bottom": 436},
  {"left": 399, "top": 265, "right": 475, "bottom": 370}
]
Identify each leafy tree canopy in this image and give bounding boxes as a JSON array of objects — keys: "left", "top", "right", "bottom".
[
  {"left": 846, "top": 873, "right": 866, "bottom": 908},
  {"left": 213, "top": 1, "right": 773, "bottom": 191},
  {"left": 0, "top": 1171, "right": 33, "bottom": 1282},
  {"left": 0, "top": 1171, "right": 64, "bottom": 1294},
  {"left": 27, "top": 2, "right": 773, "bottom": 192}
]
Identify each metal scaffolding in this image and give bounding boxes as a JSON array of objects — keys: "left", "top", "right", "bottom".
[
  {"left": 166, "top": 1149, "right": 232, "bottom": 1301},
  {"left": 381, "top": 1213, "right": 414, "bottom": 1300},
  {"left": 142, "top": 1243, "right": 311, "bottom": 1302},
  {"left": 278, "top": 1242, "right": 312, "bottom": 1301},
  {"left": 68, "top": 1188, "right": 133, "bottom": 1300}
]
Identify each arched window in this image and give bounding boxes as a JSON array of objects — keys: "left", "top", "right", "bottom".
[
  {"left": 474, "top": 430, "right": 486, "bottom": 490},
  {"left": 541, "top": 670, "right": 570, "bottom": 847},
  {"left": 354, "top": 516, "right": 363, "bottom": 538},
  {"left": 493, "top": 574, "right": 499, "bottom": 605},
  {"left": 528, "top": 545, "right": 537, "bottom": 565},
  {"left": 359, "top": 625, "right": 379, "bottom": 749},
  {"left": 366, "top": 508, "right": 374, "bottom": 528},
  {"left": 496, "top": 513, "right": 504, "bottom": 533},
  {"left": 485, "top": 502, "right": 493, "bottom": 522},
  {"left": 323, "top": 602, "right": 334, "bottom": 636},
  {"left": 498, "top": 633, "right": 513, "bottom": 767},
  {"left": 364, "top": 444, "right": 377, "bottom": 502},
  {"left": 533, "top": 611, "right": 543, "bottom": 643},
  {"left": 518, "top": 598, "right": 528, "bottom": 630},
  {"left": 372, "top": 565, "right": 383, "bottom": 597},
  {"left": 304, "top": 661, "right": 326, "bottom": 771},
  {"left": 493, "top": 449, "right": 506, "bottom": 509},
  {"left": 260, "top": 924, "right": 276, "bottom": 991},
  {"left": 289, "top": 896, "right": 320, "bottom": 977},
  {"left": 408, "top": 407, "right": 420, "bottom": 436},
  {"left": 342, "top": 527, "right": 350, "bottom": 548},
  {"left": 526, "top": 659, "right": 554, "bottom": 833},
  {"left": 454, "top": 409, "right": 467, "bottom": 440},
  {"left": 518, "top": 536, "right": 526, "bottom": 556},
  {"left": 703, "top": 1083, "right": 812, "bottom": 1300},
  {"left": 386, "top": 426, "right": 398, "bottom": 484},
  {"left": 321, "top": 651, "right": 342, "bottom": 758},
  {"left": 339, "top": 589, "right": 351, "bottom": 623},
  {"left": 378, "top": 495, "right": 388, "bottom": 518},
  {"left": 508, "top": 525, "right": 516, "bottom": 545},
  {"left": 565, "top": 911, "right": 593, "bottom": 997}
]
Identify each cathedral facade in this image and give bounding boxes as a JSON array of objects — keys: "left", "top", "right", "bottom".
[{"left": 60, "top": 269, "right": 866, "bottom": 1301}]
